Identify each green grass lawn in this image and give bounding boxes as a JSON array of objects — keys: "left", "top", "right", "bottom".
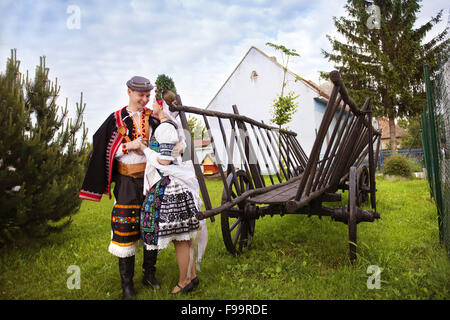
[{"left": 0, "top": 176, "right": 448, "bottom": 300}]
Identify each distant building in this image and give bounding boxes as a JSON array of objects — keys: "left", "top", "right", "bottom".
[
  {"left": 377, "top": 118, "right": 405, "bottom": 150},
  {"left": 192, "top": 139, "right": 221, "bottom": 175},
  {"left": 193, "top": 139, "right": 214, "bottom": 174},
  {"left": 201, "top": 153, "right": 219, "bottom": 175}
]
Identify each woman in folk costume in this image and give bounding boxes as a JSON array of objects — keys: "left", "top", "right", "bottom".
[
  {"left": 79, "top": 76, "right": 165, "bottom": 300},
  {"left": 137, "top": 89, "right": 208, "bottom": 294}
]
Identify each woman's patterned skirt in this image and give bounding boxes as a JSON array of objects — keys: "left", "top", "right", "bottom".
[{"left": 141, "top": 176, "right": 200, "bottom": 250}]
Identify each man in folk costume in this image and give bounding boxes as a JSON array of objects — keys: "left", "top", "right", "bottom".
[{"left": 79, "top": 76, "right": 162, "bottom": 300}]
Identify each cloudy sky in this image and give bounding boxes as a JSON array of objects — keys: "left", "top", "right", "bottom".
[{"left": 0, "top": 0, "right": 448, "bottom": 137}]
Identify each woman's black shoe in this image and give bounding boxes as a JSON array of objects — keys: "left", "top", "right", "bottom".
[
  {"left": 191, "top": 277, "right": 199, "bottom": 287},
  {"left": 171, "top": 281, "right": 194, "bottom": 294}
]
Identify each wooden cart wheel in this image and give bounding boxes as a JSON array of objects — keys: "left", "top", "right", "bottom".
[
  {"left": 348, "top": 166, "right": 358, "bottom": 262},
  {"left": 221, "top": 170, "right": 255, "bottom": 255},
  {"left": 356, "top": 165, "right": 369, "bottom": 206}
]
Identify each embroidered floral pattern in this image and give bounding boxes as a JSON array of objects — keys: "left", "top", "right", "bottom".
[
  {"left": 141, "top": 176, "right": 171, "bottom": 246},
  {"left": 159, "top": 143, "right": 174, "bottom": 157},
  {"left": 112, "top": 216, "right": 139, "bottom": 224},
  {"left": 149, "top": 137, "right": 160, "bottom": 152},
  {"left": 131, "top": 111, "right": 146, "bottom": 140}
]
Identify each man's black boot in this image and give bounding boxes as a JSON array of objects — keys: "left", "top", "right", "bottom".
[
  {"left": 119, "top": 256, "right": 136, "bottom": 300},
  {"left": 142, "top": 249, "right": 161, "bottom": 290}
]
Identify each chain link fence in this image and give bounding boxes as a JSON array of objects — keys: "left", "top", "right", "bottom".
[{"left": 421, "top": 61, "right": 450, "bottom": 257}]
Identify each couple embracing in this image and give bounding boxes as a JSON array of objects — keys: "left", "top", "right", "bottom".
[{"left": 80, "top": 76, "right": 207, "bottom": 299}]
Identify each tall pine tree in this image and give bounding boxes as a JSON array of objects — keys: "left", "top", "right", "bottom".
[
  {"left": 0, "top": 49, "right": 89, "bottom": 245},
  {"left": 322, "top": 0, "right": 449, "bottom": 150}
]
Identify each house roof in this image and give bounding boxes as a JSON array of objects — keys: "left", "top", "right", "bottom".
[
  {"left": 378, "top": 118, "right": 405, "bottom": 139},
  {"left": 201, "top": 153, "right": 217, "bottom": 164},
  {"left": 206, "top": 46, "right": 330, "bottom": 109},
  {"left": 202, "top": 155, "right": 215, "bottom": 166}
]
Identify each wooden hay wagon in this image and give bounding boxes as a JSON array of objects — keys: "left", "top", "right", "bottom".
[{"left": 170, "top": 70, "right": 382, "bottom": 261}]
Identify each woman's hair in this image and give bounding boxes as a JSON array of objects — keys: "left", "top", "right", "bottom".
[{"left": 162, "top": 90, "right": 177, "bottom": 105}]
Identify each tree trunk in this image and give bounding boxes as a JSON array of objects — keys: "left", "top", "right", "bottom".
[{"left": 388, "top": 116, "right": 397, "bottom": 151}]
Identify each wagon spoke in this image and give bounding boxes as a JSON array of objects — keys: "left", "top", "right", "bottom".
[
  {"left": 229, "top": 217, "right": 241, "bottom": 232},
  {"left": 239, "top": 177, "right": 245, "bottom": 193},
  {"left": 233, "top": 222, "right": 242, "bottom": 247}
]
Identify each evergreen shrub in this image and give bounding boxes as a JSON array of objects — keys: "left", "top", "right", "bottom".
[
  {"left": 383, "top": 153, "right": 412, "bottom": 177},
  {"left": 0, "top": 50, "right": 88, "bottom": 245}
]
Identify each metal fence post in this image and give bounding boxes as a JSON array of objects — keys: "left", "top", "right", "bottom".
[{"left": 423, "top": 64, "right": 444, "bottom": 244}]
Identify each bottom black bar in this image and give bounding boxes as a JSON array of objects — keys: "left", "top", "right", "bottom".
[{"left": 2, "top": 299, "right": 447, "bottom": 318}]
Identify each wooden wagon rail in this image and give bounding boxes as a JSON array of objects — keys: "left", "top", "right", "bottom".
[{"left": 169, "top": 70, "right": 381, "bottom": 261}]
